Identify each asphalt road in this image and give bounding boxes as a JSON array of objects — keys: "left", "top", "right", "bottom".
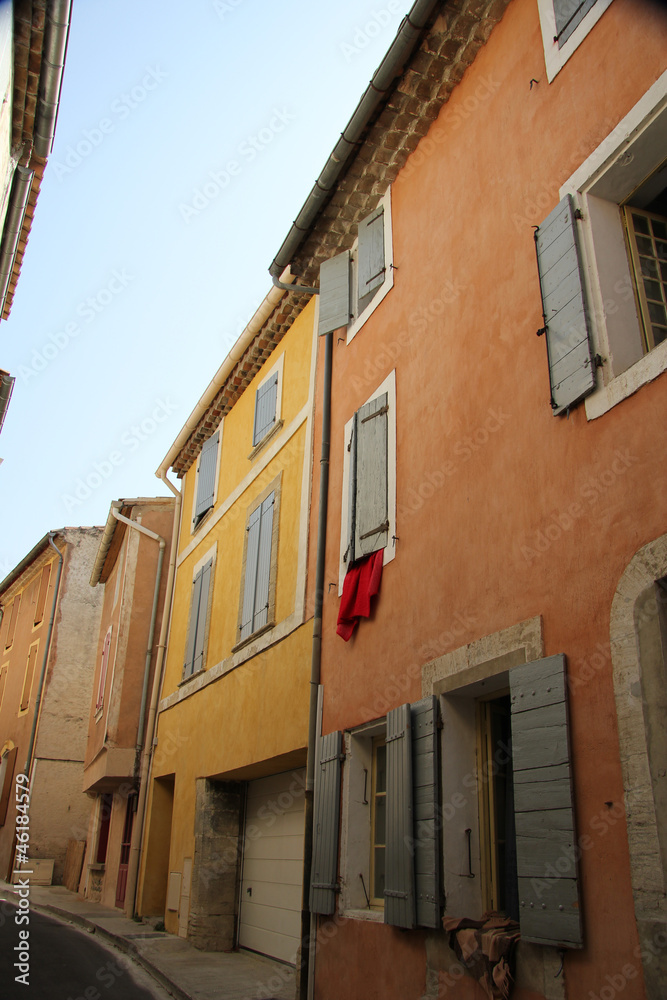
[{"left": 0, "top": 901, "right": 171, "bottom": 1000}]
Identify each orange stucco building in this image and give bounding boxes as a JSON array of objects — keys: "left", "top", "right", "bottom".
[
  {"left": 263, "top": 0, "right": 667, "bottom": 998},
  {"left": 79, "top": 497, "right": 175, "bottom": 912}
]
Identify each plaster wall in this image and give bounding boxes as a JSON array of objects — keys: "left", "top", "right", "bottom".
[{"left": 309, "top": 1, "right": 667, "bottom": 998}]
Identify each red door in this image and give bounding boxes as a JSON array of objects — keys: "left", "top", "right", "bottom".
[{"left": 115, "top": 795, "right": 135, "bottom": 908}]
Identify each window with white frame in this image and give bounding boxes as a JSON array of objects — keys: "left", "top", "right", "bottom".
[
  {"left": 183, "top": 550, "right": 215, "bottom": 679},
  {"left": 192, "top": 428, "right": 221, "bottom": 531},
  {"left": 318, "top": 188, "right": 394, "bottom": 343},
  {"left": 236, "top": 476, "right": 281, "bottom": 646},
  {"left": 534, "top": 73, "right": 667, "bottom": 419},
  {"left": 339, "top": 371, "right": 396, "bottom": 589},
  {"left": 537, "top": 0, "right": 614, "bottom": 82}
]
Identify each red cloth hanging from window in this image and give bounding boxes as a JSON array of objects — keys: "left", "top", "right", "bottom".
[{"left": 336, "top": 548, "right": 384, "bottom": 641}]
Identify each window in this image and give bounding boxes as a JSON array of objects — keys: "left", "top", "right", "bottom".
[
  {"left": 537, "top": 75, "right": 667, "bottom": 419},
  {"left": 370, "top": 738, "right": 386, "bottom": 908},
  {"left": 318, "top": 188, "right": 394, "bottom": 343},
  {"left": 236, "top": 477, "right": 280, "bottom": 645},
  {"left": 96, "top": 793, "right": 113, "bottom": 864},
  {"left": 95, "top": 626, "right": 113, "bottom": 713},
  {"left": 311, "top": 697, "right": 441, "bottom": 930},
  {"left": 33, "top": 564, "right": 51, "bottom": 626},
  {"left": 0, "top": 664, "right": 7, "bottom": 713},
  {"left": 250, "top": 355, "right": 284, "bottom": 456},
  {"left": 339, "top": 372, "right": 396, "bottom": 589},
  {"left": 537, "top": 0, "right": 614, "bottom": 82},
  {"left": 183, "top": 554, "right": 214, "bottom": 679},
  {"left": 192, "top": 429, "right": 220, "bottom": 530},
  {"left": 4, "top": 593, "right": 20, "bottom": 649},
  {"left": 19, "top": 642, "right": 39, "bottom": 713},
  {"left": 476, "top": 694, "right": 519, "bottom": 919}
]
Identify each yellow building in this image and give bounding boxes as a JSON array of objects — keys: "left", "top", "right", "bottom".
[{"left": 137, "top": 285, "right": 317, "bottom": 965}]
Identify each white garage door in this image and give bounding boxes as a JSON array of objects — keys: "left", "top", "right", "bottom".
[{"left": 238, "top": 769, "right": 305, "bottom": 964}]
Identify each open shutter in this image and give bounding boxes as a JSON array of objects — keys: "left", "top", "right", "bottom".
[
  {"left": 385, "top": 703, "right": 415, "bottom": 928},
  {"left": 310, "top": 730, "right": 343, "bottom": 915},
  {"left": 534, "top": 195, "right": 595, "bottom": 414},
  {"left": 411, "top": 696, "right": 441, "bottom": 928},
  {"left": 253, "top": 373, "right": 278, "bottom": 445},
  {"left": 240, "top": 506, "right": 261, "bottom": 641},
  {"left": 252, "top": 493, "right": 275, "bottom": 633},
  {"left": 345, "top": 417, "right": 357, "bottom": 564},
  {"left": 553, "top": 0, "right": 597, "bottom": 46},
  {"left": 510, "top": 654, "right": 583, "bottom": 948},
  {"left": 319, "top": 251, "right": 350, "bottom": 335},
  {"left": 354, "top": 393, "right": 388, "bottom": 559},
  {"left": 194, "top": 431, "right": 219, "bottom": 525},
  {"left": 358, "top": 206, "right": 385, "bottom": 306},
  {"left": 191, "top": 558, "right": 212, "bottom": 674}
]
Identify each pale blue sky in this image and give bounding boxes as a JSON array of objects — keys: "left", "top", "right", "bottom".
[{"left": 0, "top": 0, "right": 409, "bottom": 577}]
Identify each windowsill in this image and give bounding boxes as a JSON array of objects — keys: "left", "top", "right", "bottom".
[
  {"left": 248, "top": 419, "right": 284, "bottom": 461},
  {"left": 179, "top": 666, "right": 205, "bottom": 688},
  {"left": 585, "top": 339, "right": 667, "bottom": 420},
  {"left": 191, "top": 506, "right": 214, "bottom": 536},
  {"left": 88, "top": 862, "right": 105, "bottom": 871},
  {"left": 340, "top": 907, "right": 385, "bottom": 923},
  {"left": 231, "top": 619, "right": 276, "bottom": 654}
]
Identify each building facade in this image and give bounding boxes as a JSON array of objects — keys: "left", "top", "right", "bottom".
[
  {"left": 262, "top": 1, "right": 667, "bottom": 998},
  {"left": 0, "top": 528, "right": 103, "bottom": 886},
  {"left": 79, "top": 497, "right": 175, "bottom": 911},
  {"left": 137, "top": 287, "right": 318, "bottom": 966}
]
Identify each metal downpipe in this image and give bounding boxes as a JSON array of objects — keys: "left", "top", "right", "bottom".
[{"left": 300, "top": 328, "right": 333, "bottom": 1000}]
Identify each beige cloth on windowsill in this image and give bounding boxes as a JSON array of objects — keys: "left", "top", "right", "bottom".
[{"left": 442, "top": 912, "right": 521, "bottom": 1000}]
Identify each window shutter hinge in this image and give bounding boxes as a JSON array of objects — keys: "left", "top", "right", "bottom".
[
  {"left": 386, "top": 730, "right": 406, "bottom": 743},
  {"left": 385, "top": 889, "right": 408, "bottom": 899},
  {"left": 312, "top": 882, "right": 340, "bottom": 892},
  {"left": 359, "top": 520, "right": 389, "bottom": 541},
  {"left": 361, "top": 405, "right": 389, "bottom": 423},
  {"left": 574, "top": 208, "right": 584, "bottom": 221},
  {"left": 594, "top": 353, "right": 605, "bottom": 368},
  {"left": 536, "top": 326, "right": 547, "bottom": 337}
]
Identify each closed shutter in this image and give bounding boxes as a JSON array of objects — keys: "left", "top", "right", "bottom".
[
  {"left": 385, "top": 703, "right": 416, "bottom": 928},
  {"left": 411, "top": 696, "right": 441, "bottom": 928},
  {"left": 96, "top": 626, "right": 112, "bottom": 711},
  {"left": 534, "top": 195, "right": 595, "bottom": 414},
  {"left": 354, "top": 393, "right": 389, "bottom": 559},
  {"left": 553, "top": 0, "right": 597, "bottom": 46},
  {"left": 319, "top": 251, "right": 350, "bottom": 335},
  {"left": 240, "top": 492, "right": 275, "bottom": 641},
  {"left": 193, "top": 431, "right": 219, "bottom": 526},
  {"left": 510, "top": 654, "right": 583, "bottom": 948},
  {"left": 253, "top": 373, "right": 279, "bottom": 446},
  {"left": 310, "top": 730, "right": 343, "bottom": 915},
  {"left": 358, "top": 206, "right": 385, "bottom": 308},
  {"left": 183, "top": 558, "right": 212, "bottom": 678},
  {"left": 0, "top": 746, "right": 18, "bottom": 825}
]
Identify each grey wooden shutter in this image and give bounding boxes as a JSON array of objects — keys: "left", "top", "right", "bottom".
[
  {"left": 183, "top": 559, "right": 212, "bottom": 678},
  {"left": 253, "top": 373, "right": 278, "bottom": 445},
  {"left": 192, "top": 559, "right": 212, "bottom": 675},
  {"left": 411, "top": 696, "right": 441, "bottom": 928},
  {"left": 240, "top": 493, "right": 275, "bottom": 640},
  {"left": 385, "top": 703, "right": 416, "bottom": 928},
  {"left": 510, "top": 654, "right": 583, "bottom": 948},
  {"left": 534, "top": 195, "right": 595, "bottom": 414},
  {"left": 354, "top": 393, "right": 389, "bottom": 559},
  {"left": 553, "top": 0, "right": 597, "bottom": 46},
  {"left": 310, "top": 730, "right": 343, "bottom": 915},
  {"left": 345, "top": 417, "right": 357, "bottom": 564},
  {"left": 358, "top": 206, "right": 385, "bottom": 307},
  {"left": 194, "top": 431, "right": 219, "bottom": 525},
  {"left": 319, "top": 251, "right": 350, "bottom": 335}
]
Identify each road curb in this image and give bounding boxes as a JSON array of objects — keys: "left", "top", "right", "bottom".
[{"left": 1, "top": 886, "right": 194, "bottom": 1000}]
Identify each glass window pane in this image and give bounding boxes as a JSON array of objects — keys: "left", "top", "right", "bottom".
[
  {"left": 375, "top": 795, "right": 386, "bottom": 845},
  {"left": 651, "top": 219, "right": 667, "bottom": 240},
  {"left": 375, "top": 744, "right": 386, "bottom": 793},
  {"left": 656, "top": 240, "right": 667, "bottom": 262},
  {"left": 374, "top": 847, "right": 385, "bottom": 900},
  {"left": 636, "top": 235, "right": 654, "bottom": 256},
  {"left": 643, "top": 278, "right": 663, "bottom": 301},
  {"left": 632, "top": 213, "right": 650, "bottom": 235},
  {"left": 648, "top": 300, "right": 667, "bottom": 325},
  {"left": 652, "top": 325, "right": 667, "bottom": 346},
  {"left": 640, "top": 256, "right": 659, "bottom": 279}
]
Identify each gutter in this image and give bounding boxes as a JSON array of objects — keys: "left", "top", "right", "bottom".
[
  {"left": 269, "top": 0, "right": 439, "bottom": 279},
  {"left": 0, "top": 369, "right": 15, "bottom": 434},
  {"left": 0, "top": 166, "right": 34, "bottom": 312},
  {"left": 125, "top": 472, "right": 182, "bottom": 919},
  {"left": 0, "top": 532, "right": 54, "bottom": 596},
  {"left": 156, "top": 279, "right": 293, "bottom": 479}
]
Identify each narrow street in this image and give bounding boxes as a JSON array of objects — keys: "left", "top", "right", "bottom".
[{"left": 0, "top": 902, "right": 171, "bottom": 1000}]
